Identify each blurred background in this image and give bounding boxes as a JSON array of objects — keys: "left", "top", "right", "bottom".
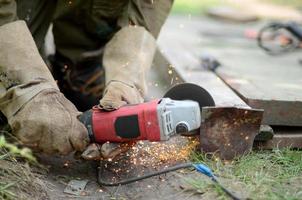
[{"left": 171, "top": 0, "right": 302, "bottom": 20}]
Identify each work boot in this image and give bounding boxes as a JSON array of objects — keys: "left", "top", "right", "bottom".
[{"left": 49, "top": 53, "right": 105, "bottom": 111}]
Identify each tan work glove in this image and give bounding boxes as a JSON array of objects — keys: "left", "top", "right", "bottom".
[
  {"left": 99, "top": 26, "right": 156, "bottom": 110},
  {"left": 81, "top": 142, "right": 136, "bottom": 160},
  {"left": 0, "top": 21, "right": 89, "bottom": 154},
  {"left": 82, "top": 26, "right": 156, "bottom": 160}
]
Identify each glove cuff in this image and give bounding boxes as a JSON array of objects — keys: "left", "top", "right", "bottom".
[
  {"left": 0, "top": 21, "right": 59, "bottom": 118},
  {"left": 0, "top": 82, "right": 59, "bottom": 119},
  {"left": 106, "top": 80, "right": 136, "bottom": 89},
  {"left": 103, "top": 26, "right": 156, "bottom": 97}
]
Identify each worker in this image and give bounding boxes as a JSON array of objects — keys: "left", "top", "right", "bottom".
[{"left": 0, "top": 0, "right": 173, "bottom": 159}]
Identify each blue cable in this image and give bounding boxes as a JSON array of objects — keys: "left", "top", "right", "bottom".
[
  {"left": 192, "top": 163, "right": 241, "bottom": 200},
  {"left": 193, "top": 163, "right": 214, "bottom": 178}
]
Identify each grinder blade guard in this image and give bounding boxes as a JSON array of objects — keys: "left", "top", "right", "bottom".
[{"left": 164, "top": 83, "right": 215, "bottom": 110}]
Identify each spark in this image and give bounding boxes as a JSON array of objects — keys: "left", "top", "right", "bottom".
[
  {"left": 170, "top": 77, "right": 174, "bottom": 85},
  {"left": 63, "top": 161, "right": 70, "bottom": 168},
  {"left": 101, "top": 138, "right": 199, "bottom": 181}
]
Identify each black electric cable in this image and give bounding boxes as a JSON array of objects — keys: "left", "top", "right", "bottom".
[
  {"left": 97, "top": 162, "right": 192, "bottom": 186},
  {"left": 211, "top": 176, "right": 241, "bottom": 200},
  {"left": 97, "top": 162, "right": 241, "bottom": 200}
]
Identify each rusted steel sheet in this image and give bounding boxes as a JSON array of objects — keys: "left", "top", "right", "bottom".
[{"left": 200, "top": 107, "right": 263, "bottom": 160}]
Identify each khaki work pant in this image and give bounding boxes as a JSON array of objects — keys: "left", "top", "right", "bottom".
[{"left": 0, "top": 0, "right": 173, "bottom": 63}]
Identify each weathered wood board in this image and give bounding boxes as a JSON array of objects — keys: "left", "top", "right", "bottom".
[
  {"left": 216, "top": 59, "right": 302, "bottom": 126},
  {"left": 255, "top": 126, "right": 302, "bottom": 149},
  {"left": 158, "top": 15, "right": 302, "bottom": 126},
  {"left": 157, "top": 16, "right": 302, "bottom": 149},
  {"left": 157, "top": 19, "right": 250, "bottom": 108}
]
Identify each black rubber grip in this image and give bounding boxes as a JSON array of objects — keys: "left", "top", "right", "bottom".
[{"left": 79, "top": 110, "right": 95, "bottom": 142}]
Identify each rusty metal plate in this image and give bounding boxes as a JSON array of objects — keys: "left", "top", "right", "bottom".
[{"left": 200, "top": 107, "right": 263, "bottom": 160}]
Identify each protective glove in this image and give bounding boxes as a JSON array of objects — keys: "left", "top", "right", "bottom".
[
  {"left": 81, "top": 142, "right": 135, "bottom": 160},
  {"left": 0, "top": 21, "right": 89, "bottom": 154},
  {"left": 99, "top": 80, "right": 143, "bottom": 111},
  {"left": 99, "top": 26, "right": 156, "bottom": 110}
]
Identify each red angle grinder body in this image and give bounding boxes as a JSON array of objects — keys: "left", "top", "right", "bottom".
[{"left": 79, "top": 83, "right": 215, "bottom": 143}]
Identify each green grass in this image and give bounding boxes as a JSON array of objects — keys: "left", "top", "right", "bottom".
[
  {"left": 171, "top": 0, "right": 227, "bottom": 15},
  {"left": 187, "top": 149, "right": 302, "bottom": 200},
  {"left": 0, "top": 136, "right": 36, "bottom": 162},
  {"left": 265, "top": 0, "right": 302, "bottom": 8},
  {"left": 171, "top": 0, "right": 302, "bottom": 15},
  {"left": 0, "top": 135, "right": 42, "bottom": 200}
]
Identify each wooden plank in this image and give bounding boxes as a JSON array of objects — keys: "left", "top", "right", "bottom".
[
  {"left": 255, "top": 134, "right": 302, "bottom": 149},
  {"left": 216, "top": 67, "right": 302, "bottom": 126},
  {"left": 255, "top": 126, "right": 302, "bottom": 149},
  {"left": 189, "top": 17, "right": 302, "bottom": 126},
  {"left": 157, "top": 37, "right": 250, "bottom": 108},
  {"left": 157, "top": 15, "right": 302, "bottom": 126}
]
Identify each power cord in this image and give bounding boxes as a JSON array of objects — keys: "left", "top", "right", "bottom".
[{"left": 97, "top": 162, "right": 241, "bottom": 200}]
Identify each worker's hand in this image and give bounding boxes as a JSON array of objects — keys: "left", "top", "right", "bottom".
[
  {"left": 9, "top": 89, "right": 89, "bottom": 155},
  {"left": 85, "top": 81, "right": 143, "bottom": 160},
  {"left": 81, "top": 142, "right": 135, "bottom": 160},
  {"left": 99, "top": 81, "right": 144, "bottom": 111}
]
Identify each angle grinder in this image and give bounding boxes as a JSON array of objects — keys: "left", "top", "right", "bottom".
[{"left": 79, "top": 83, "right": 215, "bottom": 143}]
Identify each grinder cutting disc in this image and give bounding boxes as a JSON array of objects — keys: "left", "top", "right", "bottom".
[{"left": 164, "top": 83, "right": 215, "bottom": 110}]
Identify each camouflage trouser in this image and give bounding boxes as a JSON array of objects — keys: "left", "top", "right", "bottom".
[{"left": 0, "top": 0, "right": 173, "bottom": 63}]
